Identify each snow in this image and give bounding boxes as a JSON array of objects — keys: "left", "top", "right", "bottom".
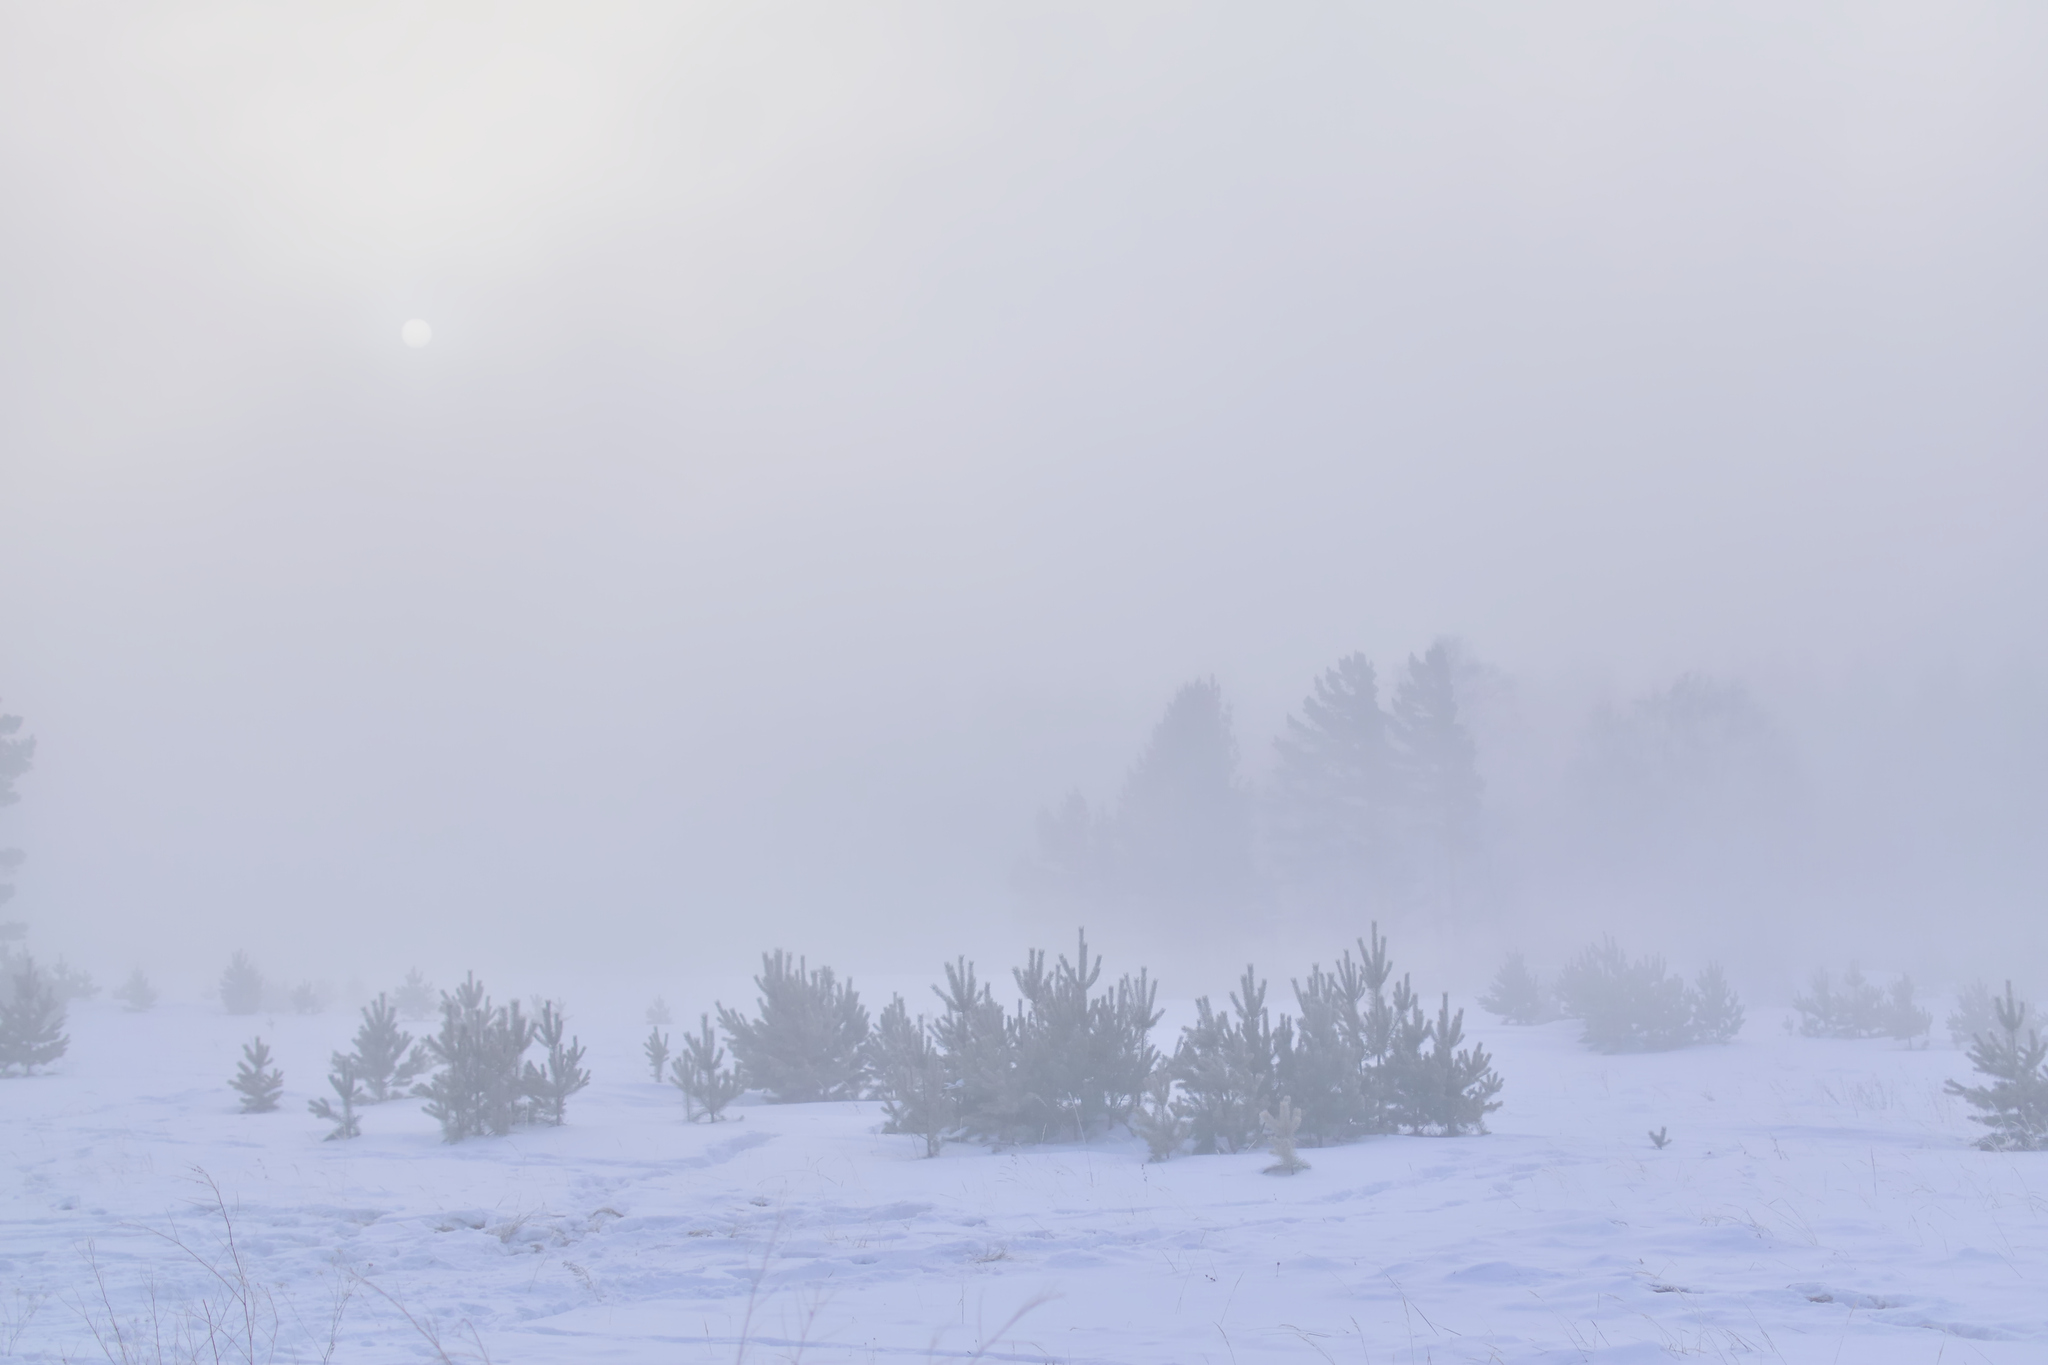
[{"left": 4, "top": 999, "right": 2043, "bottom": 1363}]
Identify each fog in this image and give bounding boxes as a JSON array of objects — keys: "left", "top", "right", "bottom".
[{"left": 3, "top": 3, "right": 2045, "bottom": 1011}]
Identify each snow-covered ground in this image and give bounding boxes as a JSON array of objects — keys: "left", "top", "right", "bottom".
[{"left": 4, "top": 998, "right": 2043, "bottom": 1363}]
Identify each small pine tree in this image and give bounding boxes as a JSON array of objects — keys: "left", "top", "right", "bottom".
[
  {"left": 1949, "top": 980, "right": 2036, "bottom": 1050},
  {"left": 1171, "top": 967, "right": 1280, "bottom": 1154},
  {"left": 347, "top": 994, "right": 428, "bottom": 1101},
  {"left": 1690, "top": 963, "right": 1745, "bottom": 1043},
  {"left": 670, "top": 1013, "right": 743, "bottom": 1121},
  {"left": 865, "top": 996, "right": 954, "bottom": 1156},
  {"left": 414, "top": 974, "right": 535, "bottom": 1142},
  {"left": 1259, "top": 1097, "right": 1308, "bottom": 1174},
  {"left": 1005, "top": 932, "right": 1160, "bottom": 1143},
  {"left": 114, "top": 968, "right": 158, "bottom": 1012},
  {"left": 717, "top": 951, "right": 870, "bottom": 1103},
  {"left": 0, "top": 956, "right": 68, "bottom": 1075},
  {"left": 232, "top": 1037, "right": 284, "bottom": 1113},
  {"left": 1411, "top": 994, "right": 1504, "bottom": 1135},
  {"left": 1944, "top": 982, "right": 2048, "bottom": 1151},
  {"left": 393, "top": 969, "right": 437, "bottom": 1021},
  {"left": 1794, "top": 966, "right": 1931, "bottom": 1042},
  {"left": 522, "top": 1001, "right": 590, "bottom": 1127},
  {"left": 1129, "top": 1069, "right": 1189, "bottom": 1162},
  {"left": 290, "top": 981, "right": 325, "bottom": 1015},
  {"left": 646, "top": 996, "right": 672, "bottom": 1027},
  {"left": 308, "top": 1055, "right": 366, "bottom": 1139},
  {"left": 644, "top": 1026, "right": 671, "bottom": 1083},
  {"left": 1479, "top": 954, "right": 1552, "bottom": 1024},
  {"left": 220, "top": 953, "right": 264, "bottom": 1016},
  {"left": 1556, "top": 939, "right": 1696, "bottom": 1053}
]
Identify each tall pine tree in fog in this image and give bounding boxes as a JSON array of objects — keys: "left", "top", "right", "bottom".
[
  {"left": 1020, "top": 678, "right": 1252, "bottom": 924},
  {"left": 1576, "top": 674, "right": 1796, "bottom": 901},
  {"left": 1267, "top": 655, "right": 1401, "bottom": 906},
  {"left": 0, "top": 704, "right": 34, "bottom": 923},
  {"left": 1113, "top": 679, "right": 1253, "bottom": 917},
  {"left": 1390, "top": 642, "right": 1483, "bottom": 918}
]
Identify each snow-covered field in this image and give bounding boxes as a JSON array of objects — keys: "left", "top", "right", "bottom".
[{"left": 4, "top": 998, "right": 2043, "bottom": 1364}]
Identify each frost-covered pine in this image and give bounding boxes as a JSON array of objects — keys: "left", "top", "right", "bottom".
[
  {"left": 232, "top": 1036, "right": 284, "bottom": 1112},
  {"left": 717, "top": 951, "right": 870, "bottom": 1103},
  {"left": 645, "top": 996, "right": 672, "bottom": 1027},
  {"left": 1944, "top": 982, "right": 2048, "bottom": 1151},
  {"left": 0, "top": 955, "right": 68, "bottom": 1076},
  {"left": 1128, "top": 1069, "right": 1189, "bottom": 1163},
  {"left": 415, "top": 974, "right": 534, "bottom": 1142},
  {"left": 1479, "top": 953, "right": 1552, "bottom": 1024},
  {"left": 644, "top": 1026, "right": 670, "bottom": 1083},
  {"left": 347, "top": 994, "right": 428, "bottom": 1101},
  {"left": 393, "top": 969, "right": 436, "bottom": 1021},
  {"left": 1259, "top": 1097, "right": 1308, "bottom": 1174},
  {"left": 864, "top": 996, "right": 953, "bottom": 1156},
  {"left": 670, "top": 1013, "right": 743, "bottom": 1121},
  {"left": 114, "top": 968, "right": 158, "bottom": 1012},
  {"left": 220, "top": 952, "right": 264, "bottom": 1016},
  {"left": 308, "top": 1055, "right": 365, "bottom": 1139},
  {"left": 289, "top": 981, "right": 326, "bottom": 1015},
  {"left": 1689, "top": 964, "right": 1745, "bottom": 1043},
  {"left": 522, "top": 1001, "right": 590, "bottom": 1127}
]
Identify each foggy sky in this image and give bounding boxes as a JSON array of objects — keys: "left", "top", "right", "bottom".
[{"left": 3, "top": 3, "right": 2045, "bottom": 1003}]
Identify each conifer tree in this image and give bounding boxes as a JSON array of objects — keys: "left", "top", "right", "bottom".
[
  {"left": 1944, "top": 982, "right": 2048, "bottom": 1151},
  {"left": 1114, "top": 680, "right": 1254, "bottom": 919},
  {"left": 1171, "top": 967, "right": 1280, "bottom": 1153},
  {"left": 1267, "top": 654, "right": 1400, "bottom": 903},
  {"left": 523, "top": 1000, "right": 590, "bottom": 1126},
  {"left": 1129, "top": 1069, "right": 1189, "bottom": 1162},
  {"left": 1689, "top": 963, "right": 1745, "bottom": 1043},
  {"left": 644, "top": 1025, "right": 670, "bottom": 1083},
  {"left": 1556, "top": 938, "right": 1695, "bottom": 1052},
  {"left": 414, "top": 974, "right": 535, "bottom": 1141},
  {"left": 670, "top": 1013, "right": 743, "bottom": 1121},
  {"left": 0, "top": 704, "right": 32, "bottom": 923},
  {"left": 308, "top": 1055, "right": 365, "bottom": 1139},
  {"left": 347, "top": 994, "right": 428, "bottom": 1101},
  {"left": 1412, "top": 994, "right": 1504, "bottom": 1134},
  {"left": 392, "top": 969, "right": 436, "bottom": 1021},
  {"left": 1281, "top": 955, "right": 1371, "bottom": 1146},
  {"left": 1389, "top": 642, "right": 1484, "bottom": 918},
  {"left": 220, "top": 952, "right": 264, "bottom": 1016},
  {"left": 717, "top": 951, "right": 870, "bottom": 1103},
  {"left": 114, "top": 969, "right": 158, "bottom": 1012},
  {"left": 1006, "top": 932, "right": 1160, "bottom": 1142},
  {"left": 1479, "top": 954, "right": 1552, "bottom": 1024},
  {"left": 1259, "top": 1097, "right": 1308, "bottom": 1174},
  {"left": 0, "top": 956, "right": 67, "bottom": 1075},
  {"left": 864, "top": 996, "right": 953, "bottom": 1156},
  {"left": 232, "top": 1037, "right": 283, "bottom": 1112}
]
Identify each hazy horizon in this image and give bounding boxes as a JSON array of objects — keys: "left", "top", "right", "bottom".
[{"left": 4, "top": 3, "right": 2045, "bottom": 1010}]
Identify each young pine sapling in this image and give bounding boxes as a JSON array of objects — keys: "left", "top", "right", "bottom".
[
  {"left": 670, "top": 1013, "right": 743, "bottom": 1121},
  {"left": 232, "top": 1037, "right": 284, "bottom": 1113},
  {"left": 1944, "top": 981, "right": 2048, "bottom": 1151},
  {"left": 0, "top": 956, "right": 67, "bottom": 1076},
  {"left": 309, "top": 1055, "right": 366, "bottom": 1139},
  {"left": 523, "top": 1000, "right": 591, "bottom": 1127},
  {"left": 114, "top": 968, "right": 158, "bottom": 1012}
]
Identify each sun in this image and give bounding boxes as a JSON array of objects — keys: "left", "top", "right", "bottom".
[{"left": 401, "top": 318, "right": 432, "bottom": 348}]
